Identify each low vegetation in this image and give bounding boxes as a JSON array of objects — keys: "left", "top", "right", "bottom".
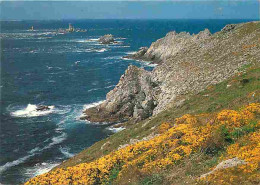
[
  {"left": 25, "top": 102, "right": 259, "bottom": 184},
  {"left": 25, "top": 44, "right": 260, "bottom": 184}
]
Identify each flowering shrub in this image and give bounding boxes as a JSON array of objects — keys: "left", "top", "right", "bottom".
[
  {"left": 25, "top": 103, "right": 260, "bottom": 185},
  {"left": 201, "top": 130, "right": 260, "bottom": 184}
]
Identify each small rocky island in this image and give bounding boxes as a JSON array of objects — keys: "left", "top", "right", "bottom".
[
  {"left": 81, "top": 22, "right": 260, "bottom": 123},
  {"left": 98, "top": 34, "right": 115, "bottom": 44},
  {"left": 36, "top": 105, "right": 50, "bottom": 111}
]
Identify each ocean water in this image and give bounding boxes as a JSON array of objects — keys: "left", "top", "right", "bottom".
[{"left": 0, "top": 19, "right": 254, "bottom": 185}]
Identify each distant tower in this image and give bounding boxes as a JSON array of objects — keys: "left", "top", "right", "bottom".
[
  {"left": 68, "top": 23, "right": 74, "bottom": 32},
  {"left": 31, "top": 26, "right": 34, "bottom": 31}
]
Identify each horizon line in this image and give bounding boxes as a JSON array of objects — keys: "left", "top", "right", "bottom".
[{"left": 1, "top": 18, "right": 259, "bottom": 21}]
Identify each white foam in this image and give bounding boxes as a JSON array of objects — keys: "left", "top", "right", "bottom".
[
  {"left": 126, "top": 51, "right": 137, "bottom": 55},
  {"left": 89, "top": 38, "right": 99, "bottom": 41},
  {"left": 59, "top": 147, "right": 74, "bottom": 158},
  {"left": 104, "top": 56, "right": 121, "bottom": 60},
  {"left": 106, "top": 126, "right": 125, "bottom": 133},
  {"left": 11, "top": 104, "right": 55, "bottom": 117},
  {"left": 117, "top": 37, "right": 127, "bottom": 40},
  {"left": 76, "top": 38, "right": 99, "bottom": 43},
  {"left": 83, "top": 100, "right": 105, "bottom": 110},
  {"left": 0, "top": 131, "right": 68, "bottom": 174},
  {"left": 78, "top": 100, "right": 105, "bottom": 121},
  {"left": 121, "top": 57, "right": 132, "bottom": 61},
  {"left": 28, "top": 147, "right": 41, "bottom": 154},
  {"left": 110, "top": 45, "right": 130, "bottom": 48},
  {"left": 145, "top": 63, "right": 158, "bottom": 67},
  {"left": 43, "top": 133, "right": 67, "bottom": 150},
  {"left": 47, "top": 66, "right": 62, "bottom": 70},
  {"left": 96, "top": 48, "right": 107, "bottom": 52},
  {"left": 87, "top": 88, "right": 101, "bottom": 92},
  {"left": 0, "top": 155, "right": 34, "bottom": 174},
  {"left": 0, "top": 145, "right": 42, "bottom": 174},
  {"left": 25, "top": 162, "right": 59, "bottom": 177},
  {"left": 104, "top": 85, "right": 115, "bottom": 89},
  {"left": 54, "top": 105, "right": 72, "bottom": 115}
]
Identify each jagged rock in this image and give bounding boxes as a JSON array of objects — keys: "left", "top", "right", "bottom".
[
  {"left": 124, "top": 29, "right": 211, "bottom": 64},
  {"left": 98, "top": 34, "right": 115, "bottom": 44},
  {"left": 83, "top": 21, "right": 260, "bottom": 123},
  {"left": 221, "top": 24, "right": 237, "bottom": 33},
  {"left": 123, "top": 47, "right": 148, "bottom": 60},
  {"left": 36, "top": 105, "right": 50, "bottom": 111},
  {"left": 82, "top": 65, "right": 159, "bottom": 122}
]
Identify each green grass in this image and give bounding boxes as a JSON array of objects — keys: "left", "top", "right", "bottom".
[
  {"left": 105, "top": 165, "right": 122, "bottom": 185},
  {"left": 55, "top": 64, "right": 259, "bottom": 171},
  {"left": 140, "top": 174, "right": 163, "bottom": 185}
]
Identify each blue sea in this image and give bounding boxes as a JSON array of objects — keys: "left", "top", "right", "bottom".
[{"left": 0, "top": 19, "right": 254, "bottom": 185}]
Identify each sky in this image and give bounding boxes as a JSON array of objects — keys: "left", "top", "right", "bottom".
[{"left": 0, "top": 1, "right": 259, "bottom": 20}]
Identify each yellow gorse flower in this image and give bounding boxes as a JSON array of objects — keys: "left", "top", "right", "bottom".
[{"left": 25, "top": 103, "right": 260, "bottom": 185}]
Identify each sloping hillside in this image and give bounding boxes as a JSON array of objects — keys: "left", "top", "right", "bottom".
[
  {"left": 25, "top": 22, "right": 260, "bottom": 185},
  {"left": 26, "top": 100, "right": 260, "bottom": 184}
]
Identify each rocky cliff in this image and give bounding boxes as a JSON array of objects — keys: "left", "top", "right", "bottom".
[{"left": 81, "top": 21, "right": 260, "bottom": 123}]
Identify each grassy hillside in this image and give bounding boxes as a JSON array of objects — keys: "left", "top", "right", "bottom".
[
  {"left": 24, "top": 21, "right": 260, "bottom": 184},
  {"left": 25, "top": 62, "right": 259, "bottom": 184}
]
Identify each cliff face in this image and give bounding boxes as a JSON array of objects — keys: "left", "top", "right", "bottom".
[
  {"left": 125, "top": 28, "right": 211, "bottom": 63},
  {"left": 82, "top": 22, "right": 260, "bottom": 123},
  {"left": 82, "top": 66, "right": 159, "bottom": 122}
]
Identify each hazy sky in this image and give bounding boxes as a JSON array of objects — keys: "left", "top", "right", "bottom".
[{"left": 0, "top": 1, "right": 259, "bottom": 20}]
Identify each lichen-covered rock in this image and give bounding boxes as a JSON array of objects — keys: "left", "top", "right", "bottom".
[
  {"left": 125, "top": 29, "right": 211, "bottom": 64},
  {"left": 221, "top": 24, "right": 237, "bottom": 33},
  {"left": 200, "top": 157, "right": 246, "bottom": 179},
  {"left": 82, "top": 22, "right": 260, "bottom": 123},
  {"left": 98, "top": 34, "right": 115, "bottom": 44},
  {"left": 81, "top": 65, "right": 159, "bottom": 122}
]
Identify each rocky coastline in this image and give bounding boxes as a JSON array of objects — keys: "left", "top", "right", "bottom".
[{"left": 81, "top": 22, "right": 260, "bottom": 123}]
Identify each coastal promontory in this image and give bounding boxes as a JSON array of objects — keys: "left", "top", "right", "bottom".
[{"left": 82, "top": 22, "right": 260, "bottom": 123}]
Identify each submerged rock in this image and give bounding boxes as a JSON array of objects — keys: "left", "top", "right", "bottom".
[
  {"left": 36, "top": 105, "right": 50, "bottom": 111},
  {"left": 98, "top": 34, "right": 115, "bottom": 44}
]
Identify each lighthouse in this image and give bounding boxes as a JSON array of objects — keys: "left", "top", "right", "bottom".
[{"left": 68, "top": 23, "right": 74, "bottom": 32}]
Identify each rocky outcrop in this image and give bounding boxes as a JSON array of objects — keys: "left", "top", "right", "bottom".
[
  {"left": 82, "top": 22, "right": 260, "bottom": 123},
  {"left": 125, "top": 29, "right": 211, "bottom": 64},
  {"left": 123, "top": 47, "right": 148, "bottom": 60},
  {"left": 221, "top": 24, "right": 237, "bottom": 33},
  {"left": 36, "top": 105, "right": 50, "bottom": 111},
  {"left": 200, "top": 157, "right": 246, "bottom": 179},
  {"left": 98, "top": 34, "right": 115, "bottom": 44},
  {"left": 81, "top": 65, "right": 159, "bottom": 122}
]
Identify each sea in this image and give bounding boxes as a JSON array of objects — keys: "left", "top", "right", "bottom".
[{"left": 0, "top": 19, "right": 254, "bottom": 185}]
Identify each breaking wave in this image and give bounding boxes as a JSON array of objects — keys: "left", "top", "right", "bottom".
[
  {"left": 24, "top": 162, "right": 59, "bottom": 177},
  {"left": 0, "top": 154, "right": 35, "bottom": 174},
  {"left": 59, "top": 147, "right": 74, "bottom": 158},
  {"left": 10, "top": 104, "right": 55, "bottom": 117},
  {"left": 106, "top": 126, "right": 125, "bottom": 133},
  {"left": 0, "top": 132, "right": 67, "bottom": 174}
]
